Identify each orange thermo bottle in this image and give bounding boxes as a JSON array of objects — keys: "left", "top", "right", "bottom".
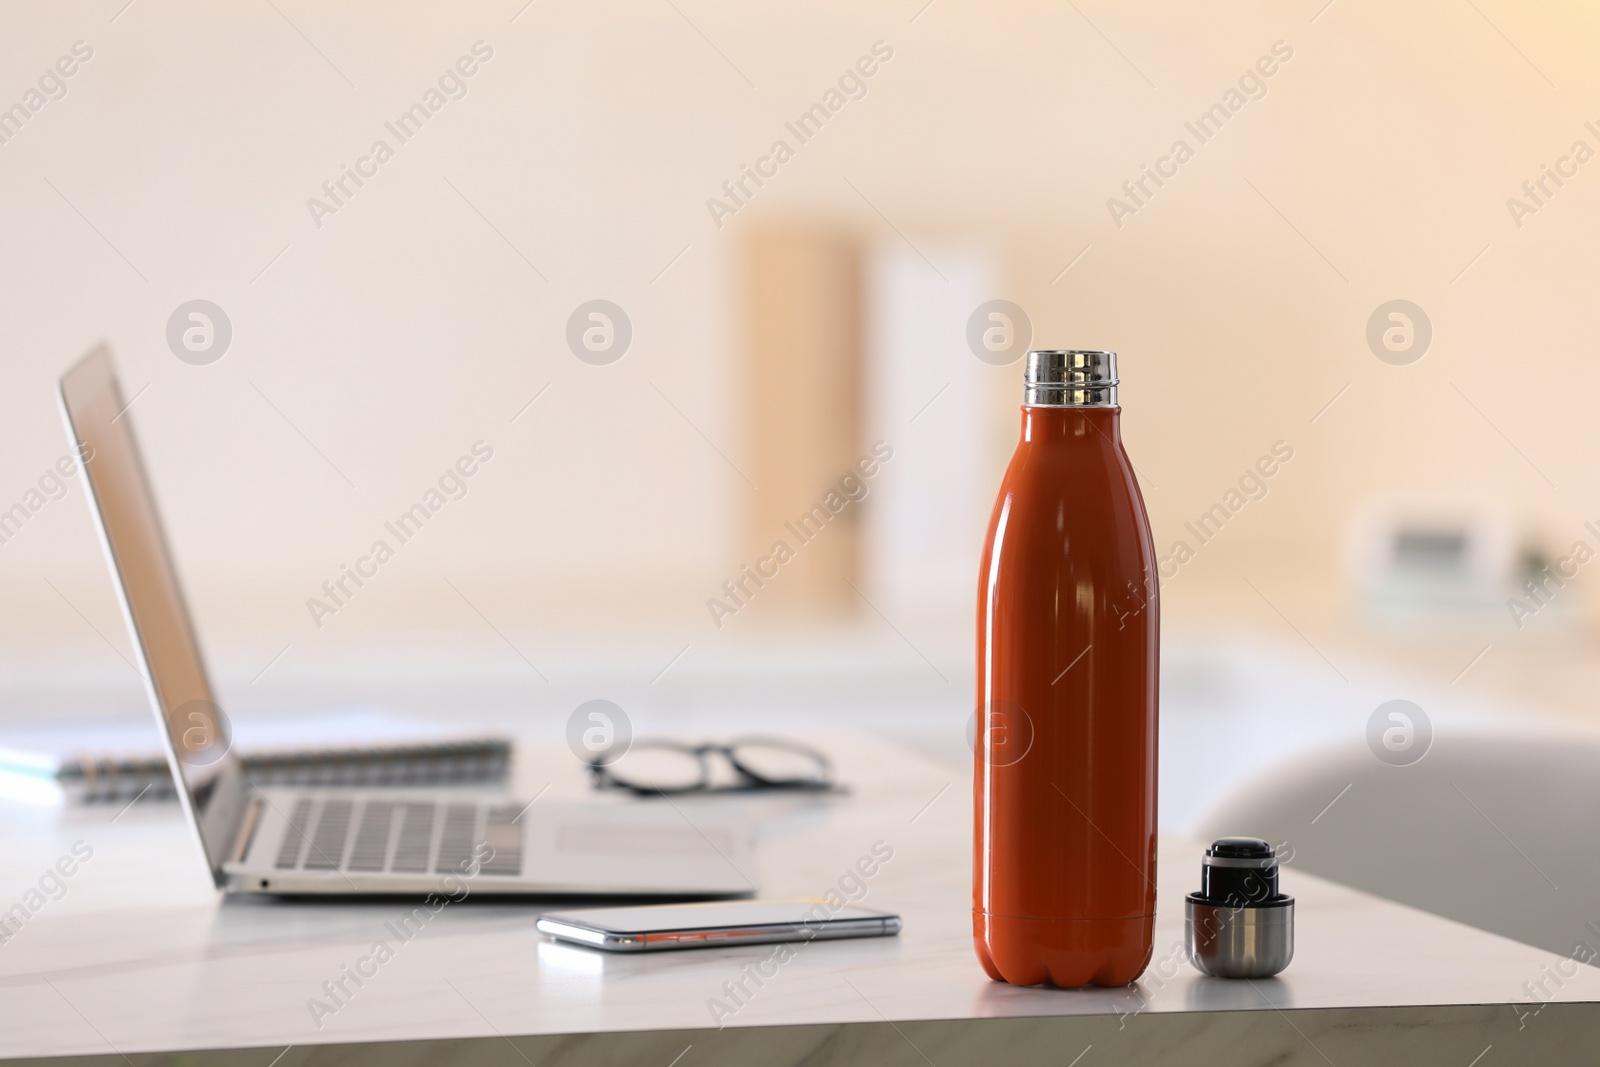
[{"left": 973, "top": 349, "right": 1158, "bottom": 988}]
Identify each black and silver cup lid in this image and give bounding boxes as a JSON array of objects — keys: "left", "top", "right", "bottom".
[{"left": 1185, "top": 837, "right": 1294, "bottom": 979}]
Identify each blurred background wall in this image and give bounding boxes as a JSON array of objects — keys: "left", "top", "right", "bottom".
[{"left": 2, "top": 0, "right": 1598, "bottom": 729}]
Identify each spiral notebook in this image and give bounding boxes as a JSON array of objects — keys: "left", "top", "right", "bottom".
[{"left": 0, "top": 709, "right": 511, "bottom": 805}]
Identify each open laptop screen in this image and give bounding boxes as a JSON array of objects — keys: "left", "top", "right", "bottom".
[{"left": 58, "top": 346, "right": 245, "bottom": 886}]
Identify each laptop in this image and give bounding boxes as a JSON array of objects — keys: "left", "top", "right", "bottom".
[{"left": 57, "top": 345, "right": 756, "bottom": 897}]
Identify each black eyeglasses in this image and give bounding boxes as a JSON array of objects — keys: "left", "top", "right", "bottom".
[{"left": 587, "top": 737, "right": 835, "bottom": 796}]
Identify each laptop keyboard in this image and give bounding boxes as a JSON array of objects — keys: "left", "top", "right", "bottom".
[{"left": 272, "top": 796, "right": 524, "bottom": 876}]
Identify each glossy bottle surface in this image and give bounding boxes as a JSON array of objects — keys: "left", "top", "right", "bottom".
[{"left": 973, "top": 404, "right": 1158, "bottom": 987}]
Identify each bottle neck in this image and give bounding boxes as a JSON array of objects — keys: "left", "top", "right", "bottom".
[
  {"left": 1023, "top": 350, "right": 1117, "bottom": 407},
  {"left": 1020, "top": 404, "right": 1121, "bottom": 444}
]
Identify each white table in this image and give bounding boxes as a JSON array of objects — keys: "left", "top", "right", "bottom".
[{"left": 0, "top": 732, "right": 1594, "bottom": 1065}]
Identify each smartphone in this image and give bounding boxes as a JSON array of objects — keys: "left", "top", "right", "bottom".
[{"left": 535, "top": 898, "right": 902, "bottom": 952}]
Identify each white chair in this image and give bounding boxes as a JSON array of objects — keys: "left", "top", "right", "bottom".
[{"left": 1196, "top": 732, "right": 1600, "bottom": 958}]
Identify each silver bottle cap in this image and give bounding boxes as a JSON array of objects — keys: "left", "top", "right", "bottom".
[
  {"left": 1186, "top": 898, "right": 1294, "bottom": 978},
  {"left": 1024, "top": 350, "right": 1118, "bottom": 407}
]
